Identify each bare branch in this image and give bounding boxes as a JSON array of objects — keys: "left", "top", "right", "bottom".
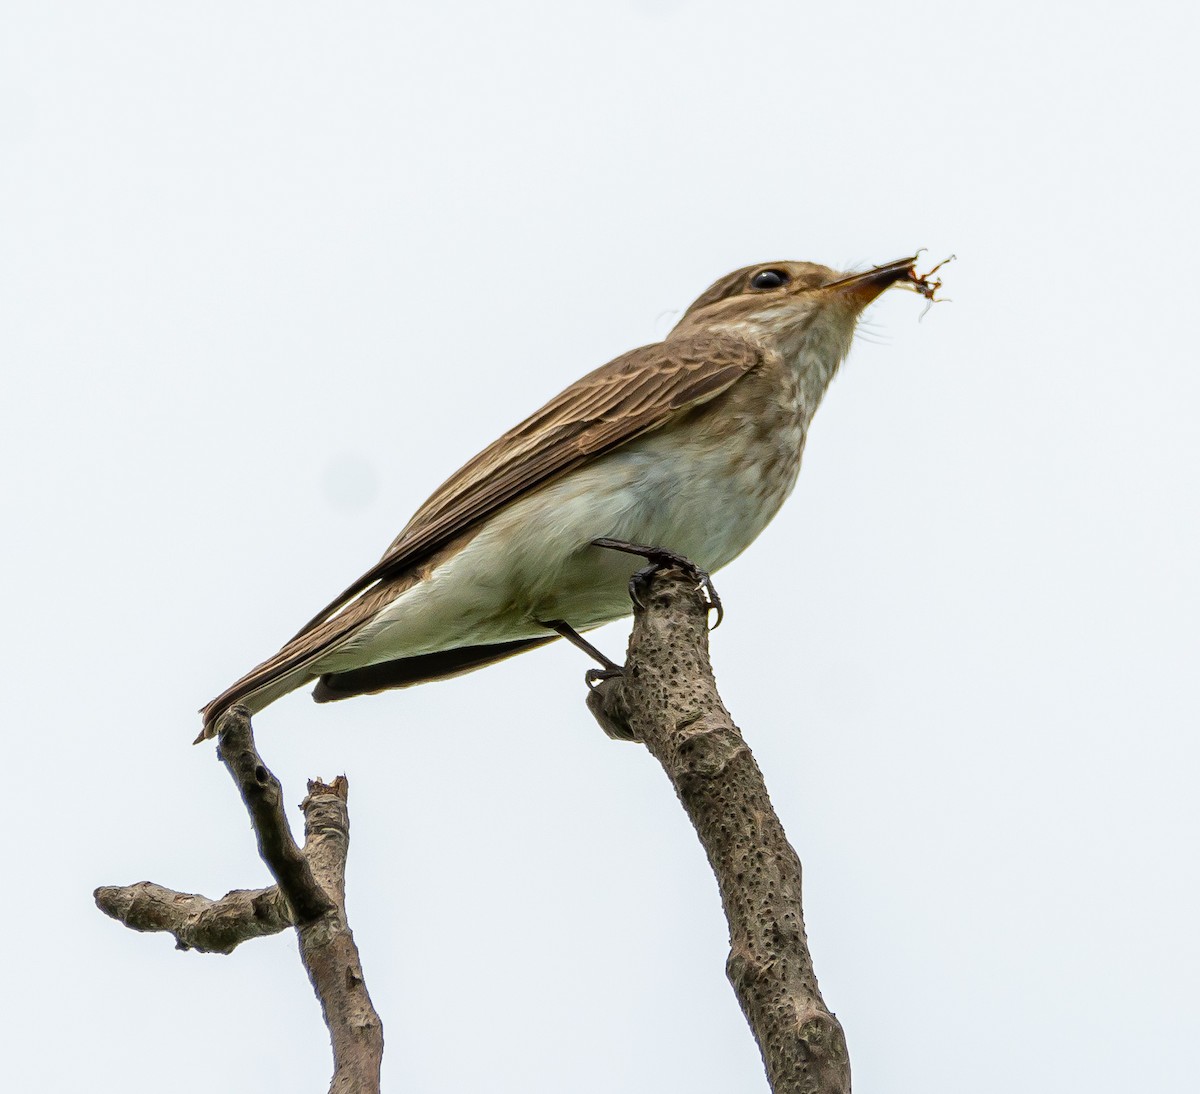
[
  {"left": 96, "top": 709, "right": 383, "bottom": 1093},
  {"left": 98, "top": 581, "right": 843, "bottom": 1093},
  {"left": 215, "top": 708, "right": 335, "bottom": 923},
  {"left": 94, "top": 881, "right": 291, "bottom": 954},
  {"left": 587, "top": 568, "right": 850, "bottom": 1094},
  {"left": 291, "top": 774, "right": 384, "bottom": 1094}
]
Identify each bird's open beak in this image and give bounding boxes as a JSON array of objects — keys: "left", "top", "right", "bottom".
[{"left": 822, "top": 256, "right": 920, "bottom": 308}]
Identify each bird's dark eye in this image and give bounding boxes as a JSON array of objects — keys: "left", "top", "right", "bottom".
[{"left": 750, "top": 269, "right": 790, "bottom": 290}]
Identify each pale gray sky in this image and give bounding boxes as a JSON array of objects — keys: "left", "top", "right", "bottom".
[{"left": 4, "top": 2, "right": 1198, "bottom": 1091}]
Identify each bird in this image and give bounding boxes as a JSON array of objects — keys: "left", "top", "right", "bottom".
[{"left": 199, "top": 255, "right": 930, "bottom": 740}]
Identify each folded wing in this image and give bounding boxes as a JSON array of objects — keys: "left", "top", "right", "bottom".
[{"left": 199, "top": 331, "right": 763, "bottom": 736}]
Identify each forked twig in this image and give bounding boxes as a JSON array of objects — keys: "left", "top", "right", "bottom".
[{"left": 96, "top": 709, "right": 383, "bottom": 1094}]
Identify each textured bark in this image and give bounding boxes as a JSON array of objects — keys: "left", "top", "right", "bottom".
[
  {"left": 98, "top": 576, "right": 843, "bottom": 1092},
  {"left": 96, "top": 710, "right": 383, "bottom": 1094},
  {"left": 291, "top": 774, "right": 384, "bottom": 1094},
  {"left": 94, "top": 880, "right": 291, "bottom": 954},
  {"left": 588, "top": 568, "right": 850, "bottom": 1094}
]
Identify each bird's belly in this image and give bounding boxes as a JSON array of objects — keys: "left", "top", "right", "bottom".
[
  {"left": 318, "top": 410, "right": 805, "bottom": 670},
  {"left": 534, "top": 424, "right": 803, "bottom": 624}
]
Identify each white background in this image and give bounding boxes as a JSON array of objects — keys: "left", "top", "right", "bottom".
[{"left": 4, "top": 2, "right": 1198, "bottom": 1091}]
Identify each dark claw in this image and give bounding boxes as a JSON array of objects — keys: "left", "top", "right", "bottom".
[
  {"left": 586, "top": 666, "right": 624, "bottom": 689},
  {"left": 594, "top": 537, "right": 723, "bottom": 628},
  {"left": 628, "top": 564, "right": 655, "bottom": 611},
  {"left": 703, "top": 576, "right": 724, "bottom": 630}
]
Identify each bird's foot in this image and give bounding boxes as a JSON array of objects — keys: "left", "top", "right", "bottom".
[
  {"left": 585, "top": 666, "right": 624, "bottom": 689},
  {"left": 591, "top": 538, "right": 723, "bottom": 629},
  {"left": 541, "top": 618, "right": 625, "bottom": 681}
]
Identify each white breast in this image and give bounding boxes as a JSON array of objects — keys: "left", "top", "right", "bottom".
[{"left": 317, "top": 406, "right": 808, "bottom": 676}]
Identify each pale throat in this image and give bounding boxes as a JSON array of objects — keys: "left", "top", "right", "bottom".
[{"left": 712, "top": 308, "right": 856, "bottom": 415}]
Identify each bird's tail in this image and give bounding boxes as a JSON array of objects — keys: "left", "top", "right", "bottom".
[
  {"left": 196, "top": 565, "right": 422, "bottom": 741},
  {"left": 196, "top": 660, "right": 318, "bottom": 743}
]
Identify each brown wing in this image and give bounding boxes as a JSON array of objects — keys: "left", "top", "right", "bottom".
[{"left": 199, "top": 330, "right": 762, "bottom": 733}]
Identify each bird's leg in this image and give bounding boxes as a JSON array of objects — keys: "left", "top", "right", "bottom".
[
  {"left": 540, "top": 618, "right": 624, "bottom": 687},
  {"left": 590, "top": 537, "right": 724, "bottom": 629}
]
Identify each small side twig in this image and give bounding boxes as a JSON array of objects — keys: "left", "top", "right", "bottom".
[
  {"left": 95, "top": 708, "right": 384, "bottom": 1094},
  {"left": 587, "top": 569, "right": 850, "bottom": 1094},
  {"left": 94, "top": 880, "right": 291, "bottom": 954}
]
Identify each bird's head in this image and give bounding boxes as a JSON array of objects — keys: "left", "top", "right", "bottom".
[{"left": 671, "top": 256, "right": 922, "bottom": 378}]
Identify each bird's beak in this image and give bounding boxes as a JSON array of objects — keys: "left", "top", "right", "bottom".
[{"left": 821, "top": 256, "right": 920, "bottom": 308}]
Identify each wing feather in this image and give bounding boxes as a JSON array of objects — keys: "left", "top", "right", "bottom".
[
  {"left": 295, "top": 330, "right": 763, "bottom": 636},
  {"left": 200, "top": 330, "right": 762, "bottom": 732}
]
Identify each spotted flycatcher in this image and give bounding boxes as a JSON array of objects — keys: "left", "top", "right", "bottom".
[{"left": 200, "top": 256, "right": 933, "bottom": 738}]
